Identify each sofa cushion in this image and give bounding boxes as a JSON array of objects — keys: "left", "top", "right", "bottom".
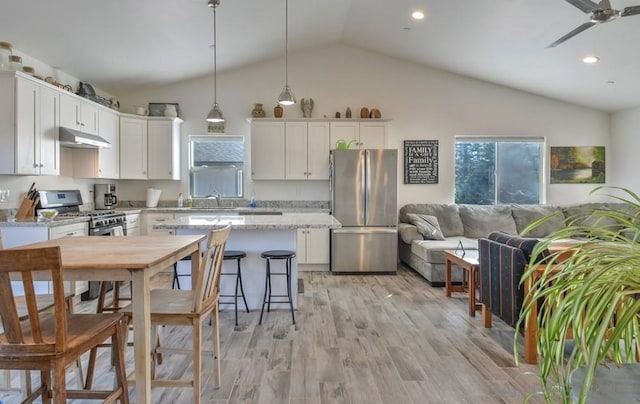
[
  {"left": 406, "top": 213, "right": 445, "bottom": 240},
  {"left": 399, "top": 204, "right": 464, "bottom": 237},
  {"left": 398, "top": 223, "right": 422, "bottom": 244},
  {"left": 488, "top": 231, "right": 549, "bottom": 263},
  {"left": 411, "top": 237, "right": 478, "bottom": 263},
  {"left": 511, "top": 204, "right": 565, "bottom": 237},
  {"left": 459, "top": 205, "right": 517, "bottom": 238}
]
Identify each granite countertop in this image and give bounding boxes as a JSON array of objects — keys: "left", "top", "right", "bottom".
[
  {"left": 0, "top": 217, "right": 89, "bottom": 227},
  {"left": 153, "top": 213, "right": 341, "bottom": 231},
  {"left": 143, "top": 207, "right": 330, "bottom": 214}
]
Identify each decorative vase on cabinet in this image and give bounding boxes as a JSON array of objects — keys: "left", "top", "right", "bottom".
[
  {"left": 274, "top": 104, "right": 283, "bottom": 118},
  {"left": 164, "top": 104, "right": 178, "bottom": 118},
  {"left": 252, "top": 103, "right": 266, "bottom": 118}
]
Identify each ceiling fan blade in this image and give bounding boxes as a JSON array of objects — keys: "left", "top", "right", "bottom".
[
  {"left": 547, "top": 21, "right": 596, "bottom": 48},
  {"left": 621, "top": 5, "right": 640, "bottom": 16},
  {"left": 565, "top": 0, "right": 601, "bottom": 13}
]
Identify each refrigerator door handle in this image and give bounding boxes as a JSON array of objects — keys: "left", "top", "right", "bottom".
[
  {"left": 332, "top": 228, "right": 397, "bottom": 234},
  {"left": 361, "top": 151, "right": 367, "bottom": 225},
  {"left": 364, "top": 150, "right": 371, "bottom": 225}
]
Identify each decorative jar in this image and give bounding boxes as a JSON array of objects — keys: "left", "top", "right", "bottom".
[
  {"left": 274, "top": 104, "right": 283, "bottom": 118},
  {"left": 9, "top": 55, "right": 22, "bottom": 72},
  {"left": 0, "top": 41, "right": 12, "bottom": 71},
  {"left": 251, "top": 103, "right": 266, "bottom": 118}
]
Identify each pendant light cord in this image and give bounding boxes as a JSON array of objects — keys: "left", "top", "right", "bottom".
[
  {"left": 213, "top": 4, "right": 218, "bottom": 104},
  {"left": 285, "top": 0, "right": 288, "bottom": 86}
]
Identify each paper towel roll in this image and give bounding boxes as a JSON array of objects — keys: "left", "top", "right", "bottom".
[{"left": 146, "top": 188, "right": 162, "bottom": 208}]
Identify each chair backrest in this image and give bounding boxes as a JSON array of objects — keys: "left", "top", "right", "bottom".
[
  {"left": 193, "top": 224, "right": 231, "bottom": 312},
  {"left": 0, "top": 247, "right": 68, "bottom": 354}
]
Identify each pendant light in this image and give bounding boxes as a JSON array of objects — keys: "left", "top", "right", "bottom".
[
  {"left": 277, "top": 0, "right": 296, "bottom": 106},
  {"left": 206, "top": 0, "right": 224, "bottom": 122}
]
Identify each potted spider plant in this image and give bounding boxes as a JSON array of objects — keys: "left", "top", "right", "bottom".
[{"left": 516, "top": 186, "right": 640, "bottom": 403}]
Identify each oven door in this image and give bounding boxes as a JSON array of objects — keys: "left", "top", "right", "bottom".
[{"left": 90, "top": 224, "right": 126, "bottom": 236}]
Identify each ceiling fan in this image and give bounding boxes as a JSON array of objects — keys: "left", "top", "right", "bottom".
[{"left": 547, "top": 0, "right": 640, "bottom": 48}]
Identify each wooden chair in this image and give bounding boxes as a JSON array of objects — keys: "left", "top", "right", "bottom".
[
  {"left": 0, "top": 247, "right": 129, "bottom": 403},
  {"left": 121, "top": 224, "right": 230, "bottom": 404},
  {"left": 0, "top": 232, "right": 81, "bottom": 397}
]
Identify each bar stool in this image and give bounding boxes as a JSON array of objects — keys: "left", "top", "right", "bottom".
[
  {"left": 259, "top": 250, "right": 296, "bottom": 325},
  {"left": 220, "top": 250, "right": 250, "bottom": 326}
]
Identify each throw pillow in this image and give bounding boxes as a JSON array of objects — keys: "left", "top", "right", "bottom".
[{"left": 406, "top": 213, "right": 445, "bottom": 240}]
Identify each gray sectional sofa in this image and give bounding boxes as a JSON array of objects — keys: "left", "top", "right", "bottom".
[{"left": 398, "top": 203, "right": 603, "bottom": 285}]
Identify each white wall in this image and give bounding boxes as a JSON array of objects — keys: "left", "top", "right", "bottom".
[
  {"left": 611, "top": 106, "right": 640, "bottom": 193},
  {"left": 118, "top": 44, "right": 611, "bottom": 206}
]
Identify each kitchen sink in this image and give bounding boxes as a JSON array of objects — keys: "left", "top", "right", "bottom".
[{"left": 236, "top": 210, "right": 282, "bottom": 215}]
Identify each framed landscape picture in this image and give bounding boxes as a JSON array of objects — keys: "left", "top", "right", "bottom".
[{"left": 550, "top": 146, "right": 605, "bottom": 184}]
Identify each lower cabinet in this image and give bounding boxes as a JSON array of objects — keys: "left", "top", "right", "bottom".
[
  {"left": 143, "top": 213, "right": 174, "bottom": 236},
  {"left": 297, "top": 228, "right": 330, "bottom": 271},
  {"left": 125, "top": 212, "right": 141, "bottom": 236},
  {"left": 0, "top": 221, "right": 89, "bottom": 296}
]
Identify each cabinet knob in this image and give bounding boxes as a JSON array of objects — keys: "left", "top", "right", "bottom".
[
  {"left": 33, "top": 163, "right": 38, "bottom": 168},
  {"left": 40, "top": 164, "right": 44, "bottom": 167},
  {"left": 308, "top": 172, "right": 311, "bottom": 176}
]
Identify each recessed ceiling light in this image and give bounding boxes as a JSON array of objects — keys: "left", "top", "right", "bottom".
[
  {"left": 411, "top": 10, "right": 425, "bottom": 20},
  {"left": 582, "top": 55, "right": 600, "bottom": 64},
  {"left": 606, "top": 80, "right": 615, "bottom": 85}
]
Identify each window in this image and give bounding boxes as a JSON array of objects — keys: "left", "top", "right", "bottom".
[
  {"left": 189, "top": 135, "right": 244, "bottom": 198},
  {"left": 455, "top": 137, "right": 544, "bottom": 205}
]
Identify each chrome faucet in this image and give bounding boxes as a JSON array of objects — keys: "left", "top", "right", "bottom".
[{"left": 207, "top": 192, "right": 222, "bottom": 207}]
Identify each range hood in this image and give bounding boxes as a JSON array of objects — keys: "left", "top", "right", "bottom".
[{"left": 59, "top": 127, "right": 112, "bottom": 149}]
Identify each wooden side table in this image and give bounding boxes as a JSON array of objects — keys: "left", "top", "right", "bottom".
[{"left": 444, "top": 249, "right": 482, "bottom": 317}]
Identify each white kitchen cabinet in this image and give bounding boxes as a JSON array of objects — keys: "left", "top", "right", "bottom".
[
  {"left": 72, "top": 108, "right": 120, "bottom": 178},
  {"left": 251, "top": 121, "right": 285, "bottom": 179},
  {"left": 358, "top": 121, "right": 388, "bottom": 149},
  {"left": 125, "top": 212, "right": 141, "bottom": 236},
  {"left": 0, "top": 221, "right": 89, "bottom": 296},
  {"left": 252, "top": 119, "right": 389, "bottom": 180},
  {"left": 297, "top": 228, "right": 329, "bottom": 267},
  {"left": 148, "top": 117, "right": 181, "bottom": 180},
  {"left": 143, "top": 213, "right": 174, "bottom": 236},
  {"left": 59, "top": 92, "right": 98, "bottom": 135},
  {"left": 38, "top": 86, "right": 61, "bottom": 175},
  {"left": 0, "top": 72, "right": 60, "bottom": 175},
  {"left": 119, "top": 115, "right": 148, "bottom": 179},
  {"left": 306, "top": 122, "right": 331, "bottom": 179},
  {"left": 330, "top": 121, "right": 359, "bottom": 150},
  {"left": 119, "top": 116, "right": 181, "bottom": 180},
  {"left": 330, "top": 120, "right": 388, "bottom": 149},
  {"left": 285, "top": 121, "right": 330, "bottom": 180},
  {"left": 285, "top": 121, "right": 308, "bottom": 180}
]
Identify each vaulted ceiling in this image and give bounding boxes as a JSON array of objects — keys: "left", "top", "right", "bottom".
[{"left": 4, "top": 0, "right": 640, "bottom": 112}]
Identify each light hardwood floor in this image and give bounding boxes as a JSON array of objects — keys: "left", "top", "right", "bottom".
[{"left": 1, "top": 265, "right": 545, "bottom": 403}]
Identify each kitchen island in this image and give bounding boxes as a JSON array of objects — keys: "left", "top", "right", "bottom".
[{"left": 154, "top": 213, "right": 341, "bottom": 310}]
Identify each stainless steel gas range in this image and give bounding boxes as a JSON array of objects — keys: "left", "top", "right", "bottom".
[
  {"left": 38, "top": 190, "right": 127, "bottom": 236},
  {"left": 37, "top": 189, "right": 128, "bottom": 300}
]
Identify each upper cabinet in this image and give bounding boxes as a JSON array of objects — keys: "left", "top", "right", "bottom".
[
  {"left": 120, "top": 115, "right": 148, "bottom": 179},
  {"left": 251, "top": 119, "right": 388, "bottom": 181},
  {"left": 330, "top": 120, "right": 388, "bottom": 149},
  {"left": 120, "top": 116, "right": 182, "bottom": 180},
  {"left": 285, "top": 121, "right": 330, "bottom": 180},
  {"left": 148, "top": 118, "right": 181, "bottom": 180},
  {"left": 0, "top": 72, "right": 60, "bottom": 175},
  {"left": 59, "top": 92, "right": 98, "bottom": 135},
  {"left": 251, "top": 121, "right": 285, "bottom": 180},
  {"left": 72, "top": 108, "right": 120, "bottom": 179}
]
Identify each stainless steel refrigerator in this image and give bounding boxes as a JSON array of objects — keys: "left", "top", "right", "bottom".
[{"left": 330, "top": 149, "right": 398, "bottom": 273}]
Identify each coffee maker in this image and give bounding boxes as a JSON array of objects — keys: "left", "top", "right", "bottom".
[{"left": 94, "top": 184, "right": 118, "bottom": 210}]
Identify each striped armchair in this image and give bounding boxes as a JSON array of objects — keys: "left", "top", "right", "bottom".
[{"left": 478, "top": 231, "right": 549, "bottom": 328}]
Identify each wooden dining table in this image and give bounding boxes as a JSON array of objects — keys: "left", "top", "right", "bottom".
[{"left": 14, "top": 234, "right": 206, "bottom": 404}]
